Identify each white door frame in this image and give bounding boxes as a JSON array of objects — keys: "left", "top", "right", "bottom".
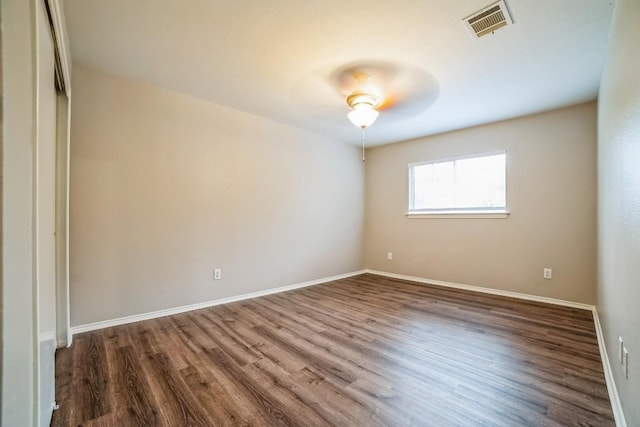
[{"left": 55, "top": 93, "right": 71, "bottom": 348}]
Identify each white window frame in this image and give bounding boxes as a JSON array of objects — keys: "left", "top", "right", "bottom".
[{"left": 407, "top": 151, "right": 509, "bottom": 219}]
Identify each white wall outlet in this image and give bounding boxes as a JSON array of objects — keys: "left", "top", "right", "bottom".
[
  {"left": 214, "top": 268, "right": 222, "bottom": 280},
  {"left": 619, "top": 337, "right": 624, "bottom": 364},
  {"left": 623, "top": 347, "right": 629, "bottom": 380},
  {"left": 387, "top": 252, "right": 393, "bottom": 261},
  {"left": 543, "top": 268, "right": 552, "bottom": 280}
]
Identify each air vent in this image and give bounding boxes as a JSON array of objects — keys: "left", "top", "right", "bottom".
[{"left": 463, "top": 0, "right": 513, "bottom": 39}]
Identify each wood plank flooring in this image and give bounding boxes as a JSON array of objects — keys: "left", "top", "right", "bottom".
[{"left": 51, "top": 273, "right": 615, "bottom": 426}]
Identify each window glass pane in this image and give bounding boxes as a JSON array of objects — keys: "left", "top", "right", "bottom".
[
  {"left": 455, "top": 154, "right": 505, "bottom": 209},
  {"left": 409, "top": 153, "right": 506, "bottom": 212}
]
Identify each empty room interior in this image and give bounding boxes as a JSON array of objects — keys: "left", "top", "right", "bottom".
[{"left": 2, "top": 0, "right": 640, "bottom": 426}]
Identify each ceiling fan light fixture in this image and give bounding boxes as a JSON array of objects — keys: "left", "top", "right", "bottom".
[
  {"left": 345, "top": 88, "right": 384, "bottom": 161},
  {"left": 348, "top": 105, "right": 379, "bottom": 128},
  {"left": 346, "top": 90, "right": 383, "bottom": 129}
]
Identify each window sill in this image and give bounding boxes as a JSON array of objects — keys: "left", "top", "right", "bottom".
[{"left": 406, "top": 211, "right": 510, "bottom": 219}]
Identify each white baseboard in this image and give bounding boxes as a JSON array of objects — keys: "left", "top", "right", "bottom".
[
  {"left": 70, "top": 270, "right": 366, "bottom": 335},
  {"left": 592, "top": 309, "right": 627, "bottom": 427},
  {"left": 365, "top": 269, "right": 595, "bottom": 311}
]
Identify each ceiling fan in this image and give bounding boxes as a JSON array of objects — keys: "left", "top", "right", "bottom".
[
  {"left": 332, "top": 61, "right": 440, "bottom": 160},
  {"left": 291, "top": 60, "right": 439, "bottom": 160}
]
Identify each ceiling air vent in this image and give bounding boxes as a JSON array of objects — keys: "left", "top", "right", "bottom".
[{"left": 463, "top": 0, "right": 513, "bottom": 39}]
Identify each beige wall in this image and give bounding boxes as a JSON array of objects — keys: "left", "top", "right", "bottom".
[
  {"left": 70, "top": 64, "right": 364, "bottom": 327},
  {"left": 597, "top": 0, "right": 640, "bottom": 424},
  {"left": 365, "top": 102, "right": 598, "bottom": 304}
]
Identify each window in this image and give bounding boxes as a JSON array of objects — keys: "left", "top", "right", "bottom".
[{"left": 408, "top": 152, "right": 507, "bottom": 217}]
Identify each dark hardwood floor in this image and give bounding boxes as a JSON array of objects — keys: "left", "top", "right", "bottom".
[{"left": 51, "top": 273, "right": 615, "bottom": 426}]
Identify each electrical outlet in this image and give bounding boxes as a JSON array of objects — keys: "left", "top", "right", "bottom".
[
  {"left": 543, "top": 268, "right": 552, "bottom": 280},
  {"left": 214, "top": 268, "right": 222, "bottom": 280},
  {"left": 623, "top": 347, "right": 629, "bottom": 380},
  {"left": 387, "top": 252, "right": 393, "bottom": 261}
]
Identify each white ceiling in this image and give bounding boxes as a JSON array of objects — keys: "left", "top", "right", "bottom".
[{"left": 63, "top": 0, "right": 615, "bottom": 147}]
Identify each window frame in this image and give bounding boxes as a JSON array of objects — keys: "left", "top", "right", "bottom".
[{"left": 407, "top": 150, "right": 509, "bottom": 219}]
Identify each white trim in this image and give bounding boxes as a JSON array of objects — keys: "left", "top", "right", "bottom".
[
  {"left": 592, "top": 309, "right": 627, "bottom": 427},
  {"left": 70, "top": 270, "right": 366, "bottom": 335},
  {"left": 406, "top": 211, "right": 509, "bottom": 219},
  {"left": 55, "top": 94, "right": 71, "bottom": 349},
  {"left": 365, "top": 270, "right": 594, "bottom": 311}
]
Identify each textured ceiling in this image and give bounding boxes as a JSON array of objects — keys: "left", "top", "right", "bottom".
[{"left": 63, "top": 0, "right": 615, "bottom": 146}]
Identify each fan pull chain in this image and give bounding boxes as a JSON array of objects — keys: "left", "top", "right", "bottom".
[{"left": 361, "top": 126, "right": 366, "bottom": 162}]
